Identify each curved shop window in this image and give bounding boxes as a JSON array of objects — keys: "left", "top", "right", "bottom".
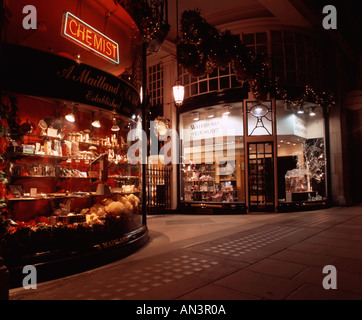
[
  {"left": 0, "top": 44, "right": 146, "bottom": 278},
  {"left": 276, "top": 101, "right": 327, "bottom": 206},
  {"left": 179, "top": 104, "right": 245, "bottom": 210}
]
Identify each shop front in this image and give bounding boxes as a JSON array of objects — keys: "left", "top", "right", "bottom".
[
  {"left": 178, "top": 94, "right": 329, "bottom": 214},
  {"left": 0, "top": 39, "right": 146, "bottom": 285}
]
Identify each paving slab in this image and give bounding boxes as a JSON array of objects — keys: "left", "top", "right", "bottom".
[{"left": 8, "top": 204, "right": 362, "bottom": 300}]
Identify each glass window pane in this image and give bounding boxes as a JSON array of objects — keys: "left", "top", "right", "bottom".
[
  {"left": 257, "top": 45, "right": 268, "bottom": 55},
  {"left": 209, "top": 78, "right": 218, "bottom": 91},
  {"left": 286, "top": 72, "right": 297, "bottom": 84},
  {"left": 273, "top": 56, "right": 284, "bottom": 69},
  {"left": 243, "top": 33, "right": 255, "bottom": 45},
  {"left": 265, "top": 143, "right": 272, "bottom": 154},
  {"left": 286, "top": 58, "right": 296, "bottom": 70},
  {"left": 285, "top": 45, "right": 295, "bottom": 57},
  {"left": 249, "top": 144, "right": 256, "bottom": 154},
  {"left": 220, "top": 76, "right": 230, "bottom": 89},
  {"left": 271, "top": 30, "right": 282, "bottom": 43},
  {"left": 256, "top": 32, "right": 267, "bottom": 44},
  {"left": 191, "top": 83, "right": 198, "bottom": 95},
  {"left": 295, "top": 33, "right": 304, "bottom": 45},
  {"left": 185, "top": 86, "right": 190, "bottom": 98},
  {"left": 248, "top": 47, "right": 256, "bottom": 55},
  {"left": 298, "top": 72, "right": 306, "bottom": 84},
  {"left": 231, "top": 75, "right": 240, "bottom": 88},
  {"left": 298, "top": 57, "right": 306, "bottom": 70},
  {"left": 272, "top": 44, "right": 283, "bottom": 56},
  {"left": 257, "top": 143, "right": 264, "bottom": 154},
  {"left": 284, "top": 31, "right": 294, "bottom": 43},
  {"left": 199, "top": 81, "right": 208, "bottom": 93},
  {"left": 179, "top": 106, "right": 245, "bottom": 203}
]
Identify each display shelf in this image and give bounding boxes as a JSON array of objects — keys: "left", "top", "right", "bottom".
[
  {"left": 6, "top": 152, "right": 67, "bottom": 161},
  {"left": 184, "top": 179, "right": 216, "bottom": 182},
  {"left": 7, "top": 193, "right": 96, "bottom": 201},
  {"left": 10, "top": 175, "right": 58, "bottom": 179},
  {"left": 111, "top": 191, "right": 141, "bottom": 195}
]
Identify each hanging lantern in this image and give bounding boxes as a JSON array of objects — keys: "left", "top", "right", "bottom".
[{"left": 172, "top": 81, "right": 184, "bottom": 106}]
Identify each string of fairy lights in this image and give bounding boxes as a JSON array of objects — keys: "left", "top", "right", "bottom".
[
  {"left": 116, "top": 2, "right": 335, "bottom": 110},
  {"left": 177, "top": 10, "right": 336, "bottom": 109}
]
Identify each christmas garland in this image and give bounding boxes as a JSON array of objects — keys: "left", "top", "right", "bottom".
[
  {"left": 115, "top": 0, "right": 165, "bottom": 43},
  {"left": 178, "top": 10, "right": 335, "bottom": 108}
]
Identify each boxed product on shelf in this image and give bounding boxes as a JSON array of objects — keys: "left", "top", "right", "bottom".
[{"left": 22, "top": 144, "right": 35, "bottom": 154}]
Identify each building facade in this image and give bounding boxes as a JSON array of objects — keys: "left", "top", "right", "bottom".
[{"left": 147, "top": 0, "right": 362, "bottom": 214}]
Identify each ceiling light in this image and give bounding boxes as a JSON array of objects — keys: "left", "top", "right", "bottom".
[
  {"left": 222, "top": 106, "right": 230, "bottom": 115},
  {"left": 297, "top": 105, "right": 304, "bottom": 114},
  {"left": 92, "top": 120, "right": 101, "bottom": 128},
  {"left": 207, "top": 108, "right": 215, "bottom": 118},
  {"left": 192, "top": 112, "right": 199, "bottom": 121},
  {"left": 284, "top": 101, "right": 290, "bottom": 111},
  {"left": 309, "top": 107, "right": 316, "bottom": 116},
  {"left": 65, "top": 113, "right": 75, "bottom": 122},
  {"left": 111, "top": 117, "right": 120, "bottom": 131},
  {"left": 65, "top": 105, "right": 78, "bottom": 122},
  {"left": 91, "top": 112, "right": 101, "bottom": 128}
]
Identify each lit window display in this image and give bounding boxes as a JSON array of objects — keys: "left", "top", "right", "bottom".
[
  {"left": 179, "top": 104, "right": 245, "bottom": 206},
  {"left": 276, "top": 102, "right": 327, "bottom": 203}
]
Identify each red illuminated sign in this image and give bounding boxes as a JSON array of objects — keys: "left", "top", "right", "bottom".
[{"left": 61, "top": 12, "right": 119, "bottom": 64}]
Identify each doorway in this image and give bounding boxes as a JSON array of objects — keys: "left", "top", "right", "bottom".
[{"left": 247, "top": 142, "right": 274, "bottom": 212}]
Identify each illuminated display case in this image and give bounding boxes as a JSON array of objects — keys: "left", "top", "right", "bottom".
[
  {"left": 179, "top": 104, "right": 246, "bottom": 214},
  {"left": 0, "top": 43, "right": 147, "bottom": 286}
]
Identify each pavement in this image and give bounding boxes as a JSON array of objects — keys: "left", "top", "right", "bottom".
[{"left": 8, "top": 204, "right": 362, "bottom": 300}]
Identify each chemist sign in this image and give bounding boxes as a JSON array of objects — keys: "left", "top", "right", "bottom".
[{"left": 61, "top": 12, "right": 119, "bottom": 64}]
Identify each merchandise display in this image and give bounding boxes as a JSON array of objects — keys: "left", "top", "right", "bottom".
[
  {"left": 0, "top": 94, "right": 143, "bottom": 263},
  {"left": 182, "top": 163, "right": 239, "bottom": 203}
]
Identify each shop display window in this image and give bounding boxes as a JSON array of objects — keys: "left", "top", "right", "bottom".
[
  {"left": 180, "top": 104, "right": 245, "bottom": 204},
  {"left": 0, "top": 94, "right": 143, "bottom": 259},
  {"left": 276, "top": 102, "right": 327, "bottom": 203}
]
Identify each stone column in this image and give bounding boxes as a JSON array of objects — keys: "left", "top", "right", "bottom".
[{"left": 161, "top": 55, "right": 178, "bottom": 211}]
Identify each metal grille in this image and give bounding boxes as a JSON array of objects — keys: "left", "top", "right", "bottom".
[{"left": 146, "top": 166, "right": 172, "bottom": 214}]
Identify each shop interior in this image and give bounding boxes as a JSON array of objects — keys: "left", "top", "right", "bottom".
[
  {"left": 1, "top": 93, "right": 143, "bottom": 259},
  {"left": 180, "top": 104, "right": 245, "bottom": 205},
  {"left": 178, "top": 100, "right": 327, "bottom": 211}
]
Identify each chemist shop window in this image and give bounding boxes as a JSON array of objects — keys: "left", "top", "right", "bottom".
[
  {"left": 179, "top": 104, "right": 245, "bottom": 204},
  {"left": 276, "top": 101, "right": 327, "bottom": 203}
]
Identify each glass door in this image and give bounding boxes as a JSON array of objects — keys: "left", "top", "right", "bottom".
[{"left": 248, "top": 142, "right": 274, "bottom": 211}]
